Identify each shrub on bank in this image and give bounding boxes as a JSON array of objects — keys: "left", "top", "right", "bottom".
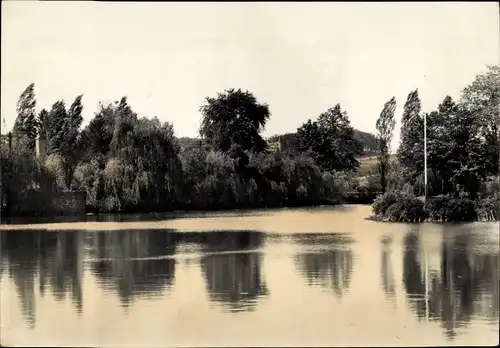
[
  {"left": 426, "top": 195, "right": 477, "bottom": 222},
  {"left": 372, "top": 190, "right": 406, "bottom": 216},
  {"left": 474, "top": 194, "right": 500, "bottom": 221},
  {"left": 372, "top": 190, "right": 427, "bottom": 222},
  {"left": 371, "top": 190, "right": 499, "bottom": 222}
]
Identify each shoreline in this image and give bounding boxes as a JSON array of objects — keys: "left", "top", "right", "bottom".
[
  {"left": 1, "top": 202, "right": 355, "bottom": 227},
  {"left": 366, "top": 214, "right": 499, "bottom": 223},
  {"left": 1, "top": 203, "right": 499, "bottom": 229}
]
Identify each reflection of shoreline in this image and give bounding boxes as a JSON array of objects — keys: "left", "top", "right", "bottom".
[
  {"left": 0, "top": 228, "right": 271, "bottom": 327},
  {"left": 200, "top": 230, "right": 269, "bottom": 312},
  {"left": 380, "top": 236, "right": 396, "bottom": 304},
  {"left": 293, "top": 234, "right": 354, "bottom": 299},
  {"left": 88, "top": 230, "right": 177, "bottom": 306},
  {"left": 0, "top": 231, "right": 84, "bottom": 328},
  {"left": 402, "top": 228, "right": 500, "bottom": 340}
]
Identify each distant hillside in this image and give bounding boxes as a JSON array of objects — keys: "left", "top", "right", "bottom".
[
  {"left": 353, "top": 129, "right": 378, "bottom": 153},
  {"left": 267, "top": 129, "right": 379, "bottom": 155},
  {"left": 177, "top": 137, "right": 203, "bottom": 151},
  {"left": 177, "top": 128, "right": 379, "bottom": 156}
]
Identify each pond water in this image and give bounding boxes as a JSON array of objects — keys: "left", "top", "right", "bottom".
[{"left": 1, "top": 205, "right": 498, "bottom": 347}]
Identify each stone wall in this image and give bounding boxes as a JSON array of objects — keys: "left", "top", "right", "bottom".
[
  {"left": 51, "top": 191, "right": 87, "bottom": 216},
  {"left": 4, "top": 190, "right": 87, "bottom": 217}
]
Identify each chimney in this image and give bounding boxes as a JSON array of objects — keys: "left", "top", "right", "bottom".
[{"left": 36, "top": 135, "right": 47, "bottom": 163}]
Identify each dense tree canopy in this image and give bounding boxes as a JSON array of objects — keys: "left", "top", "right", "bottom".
[
  {"left": 293, "top": 104, "right": 363, "bottom": 172},
  {"left": 461, "top": 65, "right": 499, "bottom": 176},
  {"left": 199, "top": 89, "right": 270, "bottom": 153},
  {"left": 395, "top": 66, "right": 499, "bottom": 199},
  {"left": 75, "top": 98, "right": 183, "bottom": 212}
]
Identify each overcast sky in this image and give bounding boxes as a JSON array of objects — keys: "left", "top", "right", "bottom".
[{"left": 1, "top": 2, "right": 498, "bottom": 151}]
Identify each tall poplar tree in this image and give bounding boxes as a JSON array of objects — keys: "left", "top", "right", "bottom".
[
  {"left": 376, "top": 97, "right": 397, "bottom": 193},
  {"left": 397, "top": 89, "right": 424, "bottom": 182},
  {"left": 12, "top": 83, "right": 38, "bottom": 150}
]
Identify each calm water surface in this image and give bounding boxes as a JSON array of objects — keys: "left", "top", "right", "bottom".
[{"left": 1, "top": 205, "right": 498, "bottom": 347}]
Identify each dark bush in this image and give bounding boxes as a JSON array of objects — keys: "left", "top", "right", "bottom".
[
  {"left": 427, "top": 195, "right": 477, "bottom": 222},
  {"left": 371, "top": 190, "right": 427, "bottom": 222},
  {"left": 474, "top": 195, "right": 500, "bottom": 221},
  {"left": 399, "top": 197, "right": 428, "bottom": 222},
  {"left": 426, "top": 196, "right": 449, "bottom": 222},
  {"left": 372, "top": 190, "right": 407, "bottom": 216},
  {"left": 384, "top": 195, "right": 427, "bottom": 222}
]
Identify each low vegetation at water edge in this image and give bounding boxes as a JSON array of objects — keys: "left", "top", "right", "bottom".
[{"left": 370, "top": 188, "right": 500, "bottom": 223}]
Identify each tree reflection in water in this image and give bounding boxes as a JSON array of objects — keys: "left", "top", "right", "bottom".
[
  {"left": 402, "top": 229, "right": 499, "bottom": 340},
  {"left": 197, "top": 231, "right": 269, "bottom": 313},
  {"left": 88, "top": 229, "right": 177, "bottom": 309},
  {"left": 0, "top": 228, "right": 271, "bottom": 328},
  {"left": 380, "top": 234, "right": 396, "bottom": 305},
  {"left": 0, "top": 230, "right": 84, "bottom": 328},
  {"left": 293, "top": 233, "right": 354, "bottom": 299}
]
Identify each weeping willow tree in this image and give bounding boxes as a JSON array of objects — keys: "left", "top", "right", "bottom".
[{"left": 74, "top": 98, "right": 183, "bottom": 212}]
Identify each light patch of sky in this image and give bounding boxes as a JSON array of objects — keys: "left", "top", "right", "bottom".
[{"left": 1, "top": 2, "right": 498, "bottom": 152}]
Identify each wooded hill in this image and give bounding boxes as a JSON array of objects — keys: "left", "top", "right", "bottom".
[{"left": 177, "top": 128, "right": 378, "bottom": 155}]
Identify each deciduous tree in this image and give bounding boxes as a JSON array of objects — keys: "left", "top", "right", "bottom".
[
  {"left": 461, "top": 65, "right": 499, "bottom": 176},
  {"left": 199, "top": 89, "right": 270, "bottom": 153},
  {"left": 293, "top": 104, "right": 363, "bottom": 172}
]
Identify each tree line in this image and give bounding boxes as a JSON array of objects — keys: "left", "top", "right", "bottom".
[
  {"left": 1, "top": 65, "right": 498, "bottom": 218},
  {"left": 371, "top": 66, "right": 499, "bottom": 221}
]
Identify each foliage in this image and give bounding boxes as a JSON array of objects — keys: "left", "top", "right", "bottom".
[
  {"left": 376, "top": 97, "right": 397, "bottom": 193},
  {"left": 394, "top": 66, "right": 499, "bottom": 200},
  {"left": 474, "top": 194, "right": 500, "bottom": 221},
  {"left": 3, "top": 66, "right": 499, "bottom": 220},
  {"left": 424, "top": 96, "right": 491, "bottom": 199},
  {"left": 199, "top": 89, "right": 270, "bottom": 153},
  {"left": 12, "top": 83, "right": 38, "bottom": 151},
  {"left": 42, "top": 96, "right": 85, "bottom": 189},
  {"left": 68, "top": 95, "right": 347, "bottom": 213},
  {"left": 397, "top": 89, "right": 424, "bottom": 182},
  {"left": 268, "top": 129, "right": 378, "bottom": 156},
  {"left": 372, "top": 190, "right": 407, "bottom": 216},
  {"left": 372, "top": 189, "right": 497, "bottom": 223},
  {"left": 72, "top": 159, "right": 103, "bottom": 210},
  {"left": 426, "top": 196, "right": 477, "bottom": 222},
  {"left": 270, "top": 130, "right": 377, "bottom": 155},
  {"left": 386, "top": 196, "right": 427, "bottom": 223},
  {"left": 372, "top": 190, "right": 427, "bottom": 222},
  {"left": 461, "top": 65, "right": 500, "bottom": 176},
  {"left": 36, "top": 109, "right": 49, "bottom": 141},
  {"left": 293, "top": 104, "right": 363, "bottom": 172},
  {"left": 75, "top": 99, "right": 183, "bottom": 213},
  {"left": 43, "top": 154, "right": 66, "bottom": 191},
  {"left": 1, "top": 139, "right": 57, "bottom": 217}
]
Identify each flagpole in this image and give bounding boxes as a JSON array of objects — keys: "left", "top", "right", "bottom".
[{"left": 424, "top": 111, "right": 427, "bottom": 207}]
